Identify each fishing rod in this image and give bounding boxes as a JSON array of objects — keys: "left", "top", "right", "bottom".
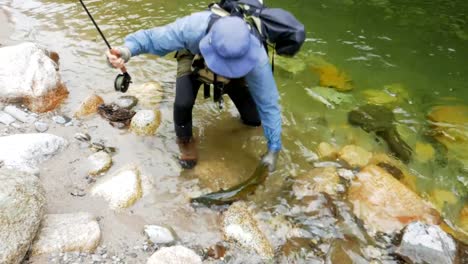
[{"left": 78, "top": 0, "right": 131, "bottom": 93}]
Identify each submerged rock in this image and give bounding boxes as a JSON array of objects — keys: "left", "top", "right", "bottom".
[
  {"left": 31, "top": 212, "right": 101, "bottom": 255},
  {"left": 427, "top": 105, "right": 468, "bottom": 169},
  {"left": 338, "top": 145, "right": 373, "bottom": 168},
  {"left": 293, "top": 167, "right": 340, "bottom": 198},
  {"left": 311, "top": 63, "right": 353, "bottom": 92},
  {"left": 87, "top": 151, "right": 112, "bottom": 176},
  {"left": 0, "top": 168, "right": 46, "bottom": 264},
  {"left": 222, "top": 202, "right": 274, "bottom": 258},
  {"left": 74, "top": 94, "right": 104, "bottom": 118},
  {"left": 317, "top": 142, "right": 338, "bottom": 159},
  {"left": 114, "top": 95, "right": 138, "bottom": 110},
  {"left": 91, "top": 165, "right": 142, "bottom": 210},
  {"left": 3, "top": 105, "right": 35, "bottom": 123},
  {"left": 0, "top": 42, "right": 68, "bottom": 112},
  {"left": 127, "top": 82, "right": 164, "bottom": 109},
  {"left": 144, "top": 225, "right": 176, "bottom": 245},
  {"left": 0, "top": 110, "right": 15, "bottom": 125},
  {"left": 396, "top": 222, "right": 457, "bottom": 264},
  {"left": 146, "top": 246, "right": 201, "bottom": 264},
  {"left": 348, "top": 104, "right": 412, "bottom": 163},
  {"left": 98, "top": 103, "right": 136, "bottom": 128},
  {"left": 34, "top": 121, "right": 49, "bottom": 132},
  {"left": 348, "top": 165, "right": 440, "bottom": 234},
  {"left": 130, "top": 110, "right": 161, "bottom": 136},
  {"left": 306, "top": 86, "right": 354, "bottom": 109},
  {"left": 0, "top": 133, "right": 67, "bottom": 172}
]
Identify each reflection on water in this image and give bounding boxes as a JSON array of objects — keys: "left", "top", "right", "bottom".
[{"left": 1, "top": 0, "right": 468, "bottom": 261}]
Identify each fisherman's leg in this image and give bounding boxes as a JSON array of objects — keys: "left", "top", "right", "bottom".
[
  {"left": 226, "top": 78, "right": 261, "bottom": 127},
  {"left": 174, "top": 50, "right": 200, "bottom": 169}
]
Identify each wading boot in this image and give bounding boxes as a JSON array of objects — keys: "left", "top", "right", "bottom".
[{"left": 177, "top": 137, "right": 198, "bottom": 169}]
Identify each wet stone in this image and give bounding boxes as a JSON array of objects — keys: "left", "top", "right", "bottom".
[
  {"left": 74, "top": 94, "right": 104, "bottom": 118},
  {"left": 114, "top": 95, "right": 138, "bottom": 110},
  {"left": 74, "top": 132, "right": 91, "bottom": 142},
  {"left": 4, "top": 105, "right": 35, "bottom": 123},
  {"left": 87, "top": 151, "right": 112, "bottom": 176},
  {"left": 147, "top": 246, "right": 201, "bottom": 264},
  {"left": 52, "top": 115, "right": 71, "bottom": 124},
  {"left": 396, "top": 222, "right": 457, "bottom": 264},
  {"left": 144, "top": 225, "right": 176, "bottom": 245},
  {"left": 130, "top": 109, "right": 161, "bottom": 136},
  {"left": 338, "top": 145, "right": 372, "bottom": 168},
  {"left": 34, "top": 121, "right": 49, "bottom": 132},
  {"left": 0, "top": 111, "right": 16, "bottom": 125}
]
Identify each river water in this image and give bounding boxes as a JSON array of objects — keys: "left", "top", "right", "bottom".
[{"left": 1, "top": 0, "right": 467, "bottom": 263}]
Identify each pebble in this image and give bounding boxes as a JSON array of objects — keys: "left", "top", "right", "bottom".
[
  {"left": 74, "top": 132, "right": 91, "bottom": 142},
  {"left": 52, "top": 115, "right": 71, "bottom": 124},
  {"left": 34, "top": 121, "right": 49, "bottom": 132},
  {"left": 0, "top": 111, "right": 16, "bottom": 125},
  {"left": 313, "top": 161, "right": 342, "bottom": 168},
  {"left": 337, "top": 168, "right": 355, "bottom": 180},
  {"left": 4, "top": 105, "right": 35, "bottom": 123},
  {"left": 114, "top": 95, "right": 138, "bottom": 109}
]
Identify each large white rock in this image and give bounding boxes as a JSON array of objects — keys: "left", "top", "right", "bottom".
[
  {"left": 0, "top": 42, "right": 68, "bottom": 112},
  {"left": 146, "top": 246, "right": 201, "bottom": 264},
  {"left": 144, "top": 225, "right": 176, "bottom": 245},
  {"left": 31, "top": 212, "right": 101, "bottom": 255},
  {"left": 91, "top": 165, "right": 142, "bottom": 210},
  {"left": 223, "top": 202, "right": 274, "bottom": 259},
  {"left": 0, "top": 133, "right": 68, "bottom": 172},
  {"left": 0, "top": 168, "right": 46, "bottom": 264},
  {"left": 396, "top": 222, "right": 457, "bottom": 264}
]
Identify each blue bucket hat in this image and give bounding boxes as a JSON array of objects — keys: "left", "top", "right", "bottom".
[{"left": 199, "top": 16, "right": 263, "bottom": 79}]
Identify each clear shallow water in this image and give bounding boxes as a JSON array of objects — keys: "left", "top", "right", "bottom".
[{"left": 1, "top": 0, "right": 467, "bottom": 261}]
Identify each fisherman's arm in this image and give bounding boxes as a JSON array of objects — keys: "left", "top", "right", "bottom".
[
  {"left": 245, "top": 53, "right": 282, "bottom": 171},
  {"left": 107, "top": 12, "right": 210, "bottom": 67}
]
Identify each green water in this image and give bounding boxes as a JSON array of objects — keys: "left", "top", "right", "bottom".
[{"left": 3, "top": 0, "right": 468, "bottom": 245}]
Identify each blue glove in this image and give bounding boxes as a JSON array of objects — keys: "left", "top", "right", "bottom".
[{"left": 261, "top": 150, "right": 279, "bottom": 172}]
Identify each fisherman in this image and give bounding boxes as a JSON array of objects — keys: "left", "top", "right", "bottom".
[{"left": 106, "top": 10, "right": 281, "bottom": 172}]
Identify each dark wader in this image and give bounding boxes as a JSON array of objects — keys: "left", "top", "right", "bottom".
[{"left": 174, "top": 49, "right": 261, "bottom": 139}]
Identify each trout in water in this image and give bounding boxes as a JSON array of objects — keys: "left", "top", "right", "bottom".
[{"left": 190, "top": 163, "right": 269, "bottom": 206}]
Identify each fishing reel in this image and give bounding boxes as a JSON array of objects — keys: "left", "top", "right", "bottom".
[{"left": 114, "top": 72, "right": 132, "bottom": 93}]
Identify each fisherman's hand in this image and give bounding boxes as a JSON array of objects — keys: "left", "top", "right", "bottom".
[
  {"left": 105, "top": 46, "right": 131, "bottom": 69},
  {"left": 261, "top": 150, "right": 279, "bottom": 172}
]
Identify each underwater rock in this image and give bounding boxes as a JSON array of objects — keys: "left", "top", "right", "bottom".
[
  {"left": 427, "top": 105, "right": 468, "bottom": 169},
  {"left": 338, "top": 145, "right": 373, "bottom": 168},
  {"left": 274, "top": 55, "right": 307, "bottom": 75},
  {"left": 222, "top": 202, "right": 274, "bottom": 259},
  {"left": 144, "top": 225, "right": 176, "bottom": 245},
  {"left": 130, "top": 110, "right": 161, "bottom": 136},
  {"left": 362, "top": 89, "right": 398, "bottom": 105},
  {"left": 87, "top": 151, "right": 112, "bottom": 176},
  {"left": 114, "top": 95, "right": 138, "bottom": 110},
  {"left": 91, "top": 165, "right": 142, "bottom": 210},
  {"left": 396, "top": 222, "right": 457, "bottom": 264},
  {"left": 306, "top": 86, "right": 354, "bottom": 109},
  {"left": 31, "top": 213, "right": 101, "bottom": 255},
  {"left": 317, "top": 142, "right": 338, "bottom": 159},
  {"left": 414, "top": 141, "right": 435, "bottom": 163},
  {"left": 369, "top": 153, "right": 418, "bottom": 191},
  {"left": 348, "top": 104, "right": 412, "bottom": 163},
  {"left": 348, "top": 165, "right": 440, "bottom": 234},
  {"left": 0, "top": 168, "right": 46, "bottom": 264},
  {"left": 98, "top": 103, "right": 136, "bottom": 128},
  {"left": 146, "top": 246, "right": 201, "bottom": 264},
  {"left": 193, "top": 160, "right": 244, "bottom": 191},
  {"left": 34, "top": 121, "right": 49, "bottom": 132},
  {"left": 0, "top": 110, "right": 16, "bottom": 125},
  {"left": 0, "top": 42, "right": 68, "bottom": 112},
  {"left": 3, "top": 105, "right": 35, "bottom": 123},
  {"left": 429, "top": 189, "right": 458, "bottom": 213},
  {"left": 326, "top": 237, "right": 368, "bottom": 264},
  {"left": 293, "top": 167, "right": 340, "bottom": 198},
  {"left": 127, "top": 82, "right": 164, "bottom": 109},
  {"left": 460, "top": 205, "right": 468, "bottom": 232},
  {"left": 311, "top": 63, "right": 353, "bottom": 92},
  {"left": 0, "top": 133, "right": 67, "bottom": 172},
  {"left": 74, "top": 94, "right": 104, "bottom": 118}
]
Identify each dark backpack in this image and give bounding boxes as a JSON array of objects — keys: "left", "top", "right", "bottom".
[{"left": 209, "top": 0, "right": 305, "bottom": 57}]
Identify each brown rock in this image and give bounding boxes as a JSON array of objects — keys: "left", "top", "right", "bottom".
[
  {"left": 317, "top": 142, "right": 338, "bottom": 159},
  {"left": 348, "top": 165, "right": 440, "bottom": 233},
  {"left": 292, "top": 167, "right": 340, "bottom": 198},
  {"left": 74, "top": 94, "right": 104, "bottom": 118},
  {"left": 338, "top": 145, "right": 372, "bottom": 168}
]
